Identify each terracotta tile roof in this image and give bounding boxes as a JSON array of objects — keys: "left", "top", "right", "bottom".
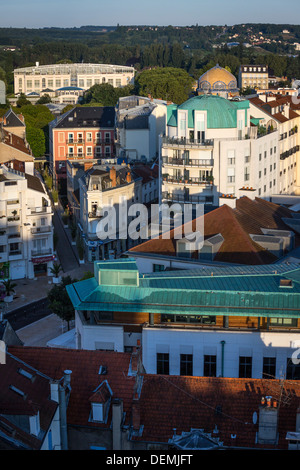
[
  {"left": 130, "top": 197, "right": 296, "bottom": 265},
  {"left": 0, "top": 351, "right": 58, "bottom": 449},
  {"left": 8, "top": 347, "right": 136, "bottom": 429},
  {"left": 132, "top": 374, "right": 300, "bottom": 449}
]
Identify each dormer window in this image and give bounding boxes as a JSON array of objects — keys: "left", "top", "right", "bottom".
[
  {"left": 89, "top": 380, "right": 112, "bottom": 424},
  {"left": 29, "top": 412, "right": 40, "bottom": 437}
]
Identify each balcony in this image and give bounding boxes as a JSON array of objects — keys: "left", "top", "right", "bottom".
[
  {"left": 94, "top": 139, "right": 113, "bottom": 145},
  {"left": 9, "top": 250, "right": 22, "bottom": 260},
  {"left": 162, "top": 175, "right": 213, "bottom": 187},
  {"left": 162, "top": 191, "right": 213, "bottom": 204},
  {"left": 66, "top": 139, "right": 85, "bottom": 144},
  {"left": 30, "top": 206, "right": 52, "bottom": 215},
  {"left": 31, "top": 248, "right": 52, "bottom": 257},
  {"left": 31, "top": 225, "right": 52, "bottom": 234},
  {"left": 7, "top": 233, "right": 21, "bottom": 242},
  {"left": 67, "top": 153, "right": 86, "bottom": 159},
  {"left": 162, "top": 136, "right": 214, "bottom": 148},
  {"left": 162, "top": 156, "right": 214, "bottom": 167},
  {"left": 7, "top": 216, "right": 20, "bottom": 225}
]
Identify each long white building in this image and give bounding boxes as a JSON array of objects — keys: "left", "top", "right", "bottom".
[{"left": 14, "top": 62, "right": 135, "bottom": 96}]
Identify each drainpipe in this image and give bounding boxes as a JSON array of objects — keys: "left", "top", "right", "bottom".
[{"left": 220, "top": 341, "right": 226, "bottom": 378}]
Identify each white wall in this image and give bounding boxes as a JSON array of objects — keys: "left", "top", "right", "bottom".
[{"left": 142, "top": 327, "right": 300, "bottom": 379}]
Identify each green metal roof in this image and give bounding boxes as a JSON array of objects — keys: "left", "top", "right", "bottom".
[
  {"left": 167, "top": 95, "right": 249, "bottom": 129},
  {"left": 66, "top": 259, "right": 300, "bottom": 318}
]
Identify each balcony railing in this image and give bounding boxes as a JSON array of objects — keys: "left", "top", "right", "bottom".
[
  {"left": 31, "top": 226, "right": 52, "bottom": 234},
  {"left": 31, "top": 248, "right": 52, "bottom": 257},
  {"left": 162, "top": 156, "right": 214, "bottom": 167},
  {"left": 67, "top": 139, "right": 85, "bottom": 144},
  {"left": 162, "top": 176, "right": 213, "bottom": 186},
  {"left": 162, "top": 136, "right": 214, "bottom": 147},
  {"left": 94, "top": 139, "right": 113, "bottom": 145},
  {"left": 162, "top": 191, "right": 213, "bottom": 204}
]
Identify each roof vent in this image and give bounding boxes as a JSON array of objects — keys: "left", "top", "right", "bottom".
[{"left": 98, "top": 365, "right": 107, "bottom": 375}]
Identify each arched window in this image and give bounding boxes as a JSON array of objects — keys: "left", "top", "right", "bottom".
[{"left": 213, "top": 81, "right": 226, "bottom": 90}]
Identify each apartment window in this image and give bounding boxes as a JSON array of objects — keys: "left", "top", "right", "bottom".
[
  {"left": 86, "top": 132, "right": 92, "bottom": 142},
  {"left": 259, "top": 171, "right": 262, "bottom": 179},
  {"left": 286, "top": 358, "right": 300, "bottom": 380},
  {"left": 259, "top": 153, "right": 262, "bottom": 161},
  {"left": 87, "top": 79, "right": 93, "bottom": 87},
  {"left": 239, "top": 356, "right": 252, "bottom": 378},
  {"left": 264, "top": 185, "right": 266, "bottom": 193},
  {"left": 68, "top": 133, "right": 74, "bottom": 144},
  {"left": 264, "top": 168, "right": 267, "bottom": 176},
  {"left": 244, "top": 169, "right": 250, "bottom": 181},
  {"left": 26, "top": 80, "right": 32, "bottom": 89},
  {"left": 157, "top": 353, "right": 169, "bottom": 375},
  {"left": 153, "top": 264, "right": 165, "bottom": 272},
  {"left": 203, "top": 355, "right": 216, "bottom": 377},
  {"left": 9, "top": 242, "right": 19, "bottom": 253},
  {"left": 270, "top": 318, "right": 297, "bottom": 327},
  {"left": 56, "top": 80, "right": 61, "bottom": 87},
  {"left": 228, "top": 157, "right": 235, "bottom": 165},
  {"left": 263, "top": 357, "right": 276, "bottom": 379},
  {"left": 180, "top": 354, "right": 193, "bottom": 376},
  {"left": 264, "top": 151, "right": 267, "bottom": 159},
  {"left": 228, "top": 176, "right": 235, "bottom": 183},
  {"left": 258, "top": 188, "right": 261, "bottom": 196},
  {"left": 116, "top": 79, "right": 121, "bottom": 87},
  {"left": 86, "top": 147, "right": 93, "bottom": 156}
]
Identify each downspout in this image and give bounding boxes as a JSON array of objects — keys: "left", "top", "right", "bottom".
[{"left": 220, "top": 340, "right": 226, "bottom": 378}]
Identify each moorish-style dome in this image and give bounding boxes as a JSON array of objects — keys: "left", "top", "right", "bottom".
[{"left": 197, "top": 64, "right": 239, "bottom": 97}]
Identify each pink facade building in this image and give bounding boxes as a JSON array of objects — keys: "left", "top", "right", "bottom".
[{"left": 49, "top": 106, "right": 115, "bottom": 189}]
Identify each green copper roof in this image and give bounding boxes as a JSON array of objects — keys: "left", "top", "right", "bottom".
[
  {"left": 167, "top": 95, "right": 249, "bottom": 129},
  {"left": 66, "top": 259, "right": 300, "bottom": 318}
]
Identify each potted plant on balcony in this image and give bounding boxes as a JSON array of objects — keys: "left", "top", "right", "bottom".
[
  {"left": 3, "top": 279, "right": 17, "bottom": 303},
  {"left": 50, "top": 262, "right": 62, "bottom": 284}
]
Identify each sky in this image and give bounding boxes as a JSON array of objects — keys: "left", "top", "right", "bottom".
[{"left": 1, "top": 0, "right": 300, "bottom": 28}]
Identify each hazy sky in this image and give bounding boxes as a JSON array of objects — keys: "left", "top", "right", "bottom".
[{"left": 1, "top": 0, "right": 300, "bottom": 28}]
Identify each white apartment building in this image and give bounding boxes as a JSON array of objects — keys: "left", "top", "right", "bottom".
[
  {"left": 161, "top": 94, "right": 280, "bottom": 207},
  {"left": 14, "top": 63, "right": 135, "bottom": 96},
  {"left": 115, "top": 95, "right": 168, "bottom": 162},
  {"left": 78, "top": 164, "right": 142, "bottom": 261},
  {"left": 249, "top": 94, "right": 300, "bottom": 196},
  {"left": 0, "top": 165, "right": 54, "bottom": 280}
]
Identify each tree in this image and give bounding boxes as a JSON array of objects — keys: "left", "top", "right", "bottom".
[
  {"left": 134, "top": 67, "right": 194, "bottom": 104},
  {"left": 47, "top": 276, "right": 76, "bottom": 330},
  {"left": 26, "top": 127, "right": 45, "bottom": 158},
  {"left": 16, "top": 93, "right": 31, "bottom": 107}
]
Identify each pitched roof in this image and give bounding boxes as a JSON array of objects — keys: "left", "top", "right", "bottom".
[
  {"left": 54, "top": 106, "right": 115, "bottom": 129},
  {"left": 8, "top": 347, "right": 136, "bottom": 429},
  {"left": 0, "top": 351, "right": 58, "bottom": 449},
  {"left": 130, "top": 197, "right": 297, "bottom": 265},
  {"left": 132, "top": 374, "right": 300, "bottom": 449}
]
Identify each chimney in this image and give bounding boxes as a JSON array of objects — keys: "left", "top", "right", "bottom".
[
  {"left": 112, "top": 398, "right": 124, "bottom": 450},
  {"left": 239, "top": 187, "right": 256, "bottom": 200},
  {"left": 126, "top": 171, "right": 132, "bottom": 183},
  {"left": 110, "top": 166, "right": 117, "bottom": 187},
  {"left": 219, "top": 194, "right": 237, "bottom": 209},
  {"left": 63, "top": 370, "right": 72, "bottom": 389},
  {"left": 257, "top": 396, "right": 278, "bottom": 445},
  {"left": 132, "top": 393, "right": 140, "bottom": 431}
]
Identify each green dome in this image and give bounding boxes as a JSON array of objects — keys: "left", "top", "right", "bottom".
[{"left": 167, "top": 94, "right": 249, "bottom": 129}]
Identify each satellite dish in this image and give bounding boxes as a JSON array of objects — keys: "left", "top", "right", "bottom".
[{"left": 252, "top": 411, "right": 258, "bottom": 424}]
